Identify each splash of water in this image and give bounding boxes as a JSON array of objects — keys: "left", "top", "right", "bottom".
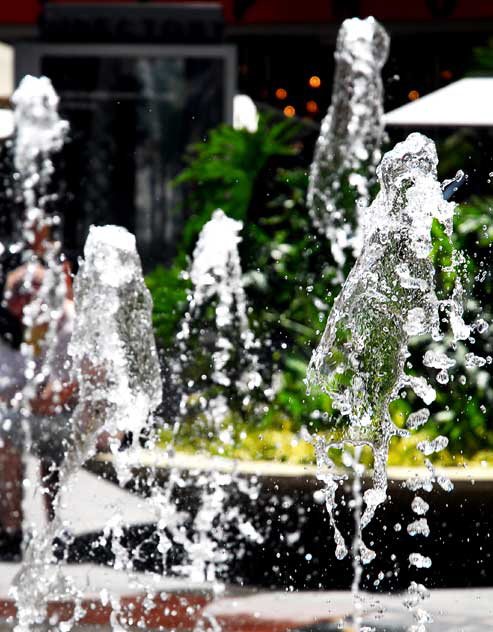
[
  {"left": 346, "top": 447, "right": 366, "bottom": 630},
  {"left": 12, "top": 225, "right": 162, "bottom": 631},
  {"left": 307, "top": 17, "right": 389, "bottom": 273},
  {"left": 306, "top": 133, "right": 469, "bottom": 566},
  {"left": 169, "top": 209, "right": 264, "bottom": 582},
  {"left": 177, "top": 209, "right": 261, "bottom": 402},
  {"left": 6, "top": 76, "right": 76, "bottom": 632},
  {"left": 68, "top": 225, "right": 162, "bottom": 482}
]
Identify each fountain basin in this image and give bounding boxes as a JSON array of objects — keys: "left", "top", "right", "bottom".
[{"left": 84, "top": 453, "right": 493, "bottom": 592}]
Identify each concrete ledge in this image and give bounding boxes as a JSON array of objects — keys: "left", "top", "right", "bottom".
[
  {"left": 88, "top": 449, "right": 493, "bottom": 494},
  {"left": 79, "top": 451, "right": 493, "bottom": 591}
]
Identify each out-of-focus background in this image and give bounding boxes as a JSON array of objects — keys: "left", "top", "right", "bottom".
[
  {"left": 2, "top": 1, "right": 493, "bottom": 597},
  {"left": 1, "top": 0, "right": 493, "bottom": 266},
  {"left": 2, "top": 0, "right": 493, "bottom": 470}
]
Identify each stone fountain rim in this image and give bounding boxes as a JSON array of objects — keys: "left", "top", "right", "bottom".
[{"left": 91, "top": 450, "right": 493, "bottom": 482}]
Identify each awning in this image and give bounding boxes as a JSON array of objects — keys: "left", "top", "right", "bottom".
[
  {"left": 0, "top": 43, "right": 13, "bottom": 101},
  {"left": 384, "top": 77, "right": 493, "bottom": 127},
  {"left": 0, "top": 109, "right": 13, "bottom": 138}
]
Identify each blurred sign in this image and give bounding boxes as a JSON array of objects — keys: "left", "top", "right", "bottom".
[
  {"left": 1, "top": 0, "right": 492, "bottom": 28},
  {"left": 40, "top": 3, "right": 223, "bottom": 43}
]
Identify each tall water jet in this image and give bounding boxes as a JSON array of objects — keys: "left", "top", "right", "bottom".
[
  {"left": 175, "top": 208, "right": 262, "bottom": 430},
  {"left": 167, "top": 209, "right": 264, "bottom": 582},
  {"left": 12, "top": 224, "right": 162, "bottom": 631},
  {"left": 9, "top": 74, "right": 69, "bottom": 389},
  {"left": 7, "top": 75, "right": 70, "bottom": 450},
  {"left": 5, "top": 75, "right": 74, "bottom": 632},
  {"left": 306, "top": 133, "right": 471, "bottom": 615},
  {"left": 68, "top": 225, "right": 162, "bottom": 482},
  {"left": 307, "top": 17, "right": 389, "bottom": 274}
]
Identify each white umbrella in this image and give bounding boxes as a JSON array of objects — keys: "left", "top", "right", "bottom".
[{"left": 384, "top": 77, "right": 493, "bottom": 127}]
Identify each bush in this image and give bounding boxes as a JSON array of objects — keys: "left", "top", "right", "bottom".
[{"left": 147, "top": 114, "right": 493, "bottom": 466}]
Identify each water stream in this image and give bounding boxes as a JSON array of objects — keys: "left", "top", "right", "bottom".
[
  {"left": 307, "top": 132, "right": 475, "bottom": 630},
  {"left": 3, "top": 75, "right": 74, "bottom": 632},
  {"left": 174, "top": 208, "right": 262, "bottom": 423},
  {"left": 167, "top": 208, "right": 264, "bottom": 585},
  {"left": 307, "top": 17, "right": 389, "bottom": 275},
  {"left": 0, "top": 33, "right": 488, "bottom": 632},
  {"left": 10, "top": 74, "right": 70, "bottom": 516},
  {"left": 12, "top": 223, "right": 162, "bottom": 632}
]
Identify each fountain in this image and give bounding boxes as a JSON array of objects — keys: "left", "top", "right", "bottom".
[
  {"left": 307, "top": 17, "right": 389, "bottom": 274},
  {"left": 0, "top": 75, "right": 77, "bottom": 630},
  {"left": 0, "top": 17, "right": 490, "bottom": 632},
  {"left": 8, "top": 74, "right": 70, "bottom": 463},
  {"left": 164, "top": 208, "right": 264, "bottom": 584},
  {"left": 11, "top": 221, "right": 163, "bottom": 631},
  {"left": 307, "top": 132, "right": 479, "bottom": 630},
  {"left": 68, "top": 224, "right": 162, "bottom": 483},
  {"left": 304, "top": 17, "right": 487, "bottom": 628},
  {"left": 173, "top": 208, "right": 263, "bottom": 430},
  {"left": 1, "top": 103, "right": 263, "bottom": 624},
  {"left": 1, "top": 76, "right": 174, "bottom": 631}
]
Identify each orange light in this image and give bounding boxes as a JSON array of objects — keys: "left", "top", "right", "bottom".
[
  {"left": 283, "top": 105, "right": 296, "bottom": 118},
  {"left": 275, "top": 88, "right": 288, "bottom": 100},
  {"left": 306, "top": 100, "right": 318, "bottom": 113},
  {"left": 440, "top": 69, "right": 453, "bottom": 80},
  {"left": 309, "top": 75, "right": 321, "bottom": 88},
  {"left": 408, "top": 90, "right": 420, "bottom": 101}
]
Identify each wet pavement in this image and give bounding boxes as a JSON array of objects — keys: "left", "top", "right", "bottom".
[
  {"left": 0, "top": 562, "right": 491, "bottom": 631},
  {"left": 0, "top": 457, "right": 489, "bottom": 630}
]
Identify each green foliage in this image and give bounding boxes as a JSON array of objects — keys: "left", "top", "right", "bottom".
[
  {"left": 175, "top": 114, "right": 300, "bottom": 249},
  {"left": 236, "top": 163, "right": 344, "bottom": 431},
  {"left": 147, "top": 110, "right": 493, "bottom": 465},
  {"left": 469, "top": 37, "right": 493, "bottom": 76},
  {"left": 145, "top": 262, "right": 189, "bottom": 348},
  {"left": 428, "top": 196, "right": 493, "bottom": 456}
]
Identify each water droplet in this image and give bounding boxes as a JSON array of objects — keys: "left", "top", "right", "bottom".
[
  {"left": 476, "top": 318, "right": 488, "bottom": 334},
  {"left": 436, "top": 369, "right": 449, "bottom": 384},
  {"left": 411, "top": 496, "right": 429, "bottom": 515},
  {"left": 407, "top": 518, "right": 430, "bottom": 537},
  {"left": 417, "top": 435, "right": 448, "bottom": 456},
  {"left": 409, "top": 553, "right": 432, "bottom": 568}
]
